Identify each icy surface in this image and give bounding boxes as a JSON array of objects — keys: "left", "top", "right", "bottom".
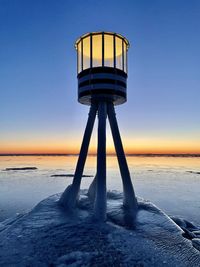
[{"left": 0, "top": 191, "right": 199, "bottom": 267}]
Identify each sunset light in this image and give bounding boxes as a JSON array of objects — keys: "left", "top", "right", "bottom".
[
  {"left": 1, "top": 1, "right": 200, "bottom": 265},
  {"left": 0, "top": 3, "right": 199, "bottom": 156}
]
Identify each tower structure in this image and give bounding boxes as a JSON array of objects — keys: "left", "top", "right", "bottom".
[{"left": 60, "top": 32, "right": 138, "bottom": 221}]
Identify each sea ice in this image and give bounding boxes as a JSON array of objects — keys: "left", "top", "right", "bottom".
[{"left": 0, "top": 190, "right": 199, "bottom": 266}]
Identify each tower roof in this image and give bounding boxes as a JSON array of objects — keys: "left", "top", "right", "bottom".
[{"left": 75, "top": 31, "right": 130, "bottom": 50}]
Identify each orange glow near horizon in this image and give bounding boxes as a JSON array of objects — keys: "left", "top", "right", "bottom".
[{"left": 1, "top": 137, "right": 200, "bottom": 154}]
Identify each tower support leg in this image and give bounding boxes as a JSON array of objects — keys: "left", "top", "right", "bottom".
[
  {"left": 94, "top": 102, "right": 107, "bottom": 221},
  {"left": 59, "top": 103, "right": 97, "bottom": 209},
  {"left": 107, "top": 102, "right": 138, "bottom": 215}
]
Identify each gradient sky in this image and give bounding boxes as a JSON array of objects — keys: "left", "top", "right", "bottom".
[{"left": 0, "top": 0, "right": 200, "bottom": 154}]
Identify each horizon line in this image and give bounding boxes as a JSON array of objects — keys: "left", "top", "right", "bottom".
[{"left": 0, "top": 153, "right": 200, "bottom": 157}]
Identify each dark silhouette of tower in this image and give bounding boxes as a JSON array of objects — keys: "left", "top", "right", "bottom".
[{"left": 60, "top": 32, "right": 138, "bottom": 221}]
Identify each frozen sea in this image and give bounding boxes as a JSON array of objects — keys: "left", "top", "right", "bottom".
[{"left": 0, "top": 155, "right": 200, "bottom": 226}]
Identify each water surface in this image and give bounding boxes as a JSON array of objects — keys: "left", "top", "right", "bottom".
[{"left": 0, "top": 155, "right": 199, "bottom": 225}]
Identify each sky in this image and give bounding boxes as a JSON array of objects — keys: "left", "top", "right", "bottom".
[{"left": 0, "top": 0, "right": 200, "bottom": 154}]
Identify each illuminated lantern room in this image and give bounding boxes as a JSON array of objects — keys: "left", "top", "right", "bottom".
[
  {"left": 60, "top": 31, "right": 137, "bottom": 221},
  {"left": 75, "top": 32, "right": 129, "bottom": 105}
]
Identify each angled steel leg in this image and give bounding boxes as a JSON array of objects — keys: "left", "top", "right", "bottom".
[
  {"left": 59, "top": 103, "right": 97, "bottom": 209},
  {"left": 107, "top": 102, "right": 138, "bottom": 214},
  {"left": 94, "top": 102, "right": 107, "bottom": 221}
]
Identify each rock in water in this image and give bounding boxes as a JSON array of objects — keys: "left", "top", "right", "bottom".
[
  {"left": 183, "top": 219, "right": 199, "bottom": 231},
  {"left": 0, "top": 191, "right": 200, "bottom": 267},
  {"left": 51, "top": 174, "right": 93, "bottom": 177},
  {"left": 4, "top": 167, "right": 37, "bottom": 171},
  {"left": 182, "top": 227, "right": 197, "bottom": 240},
  {"left": 193, "top": 231, "right": 200, "bottom": 237},
  {"left": 170, "top": 216, "right": 187, "bottom": 228}
]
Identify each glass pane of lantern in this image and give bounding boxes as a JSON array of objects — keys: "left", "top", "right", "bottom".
[
  {"left": 77, "top": 41, "right": 82, "bottom": 73},
  {"left": 83, "top": 36, "right": 90, "bottom": 70},
  {"left": 115, "top": 36, "right": 123, "bottom": 70},
  {"left": 92, "top": 34, "right": 102, "bottom": 67},
  {"left": 104, "top": 34, "right": 114, "bottom": 67},
  {"left": 123, "top": 42, "right": 127, "bottom": 73}
]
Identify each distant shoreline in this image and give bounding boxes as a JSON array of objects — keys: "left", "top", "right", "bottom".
[{"left": 0, "top": 153, "right": 200, "bottom": 157}]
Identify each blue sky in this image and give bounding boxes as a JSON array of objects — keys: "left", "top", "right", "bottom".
[{"left": 0, "top": 0, "right": 200, "bottom": 153}]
